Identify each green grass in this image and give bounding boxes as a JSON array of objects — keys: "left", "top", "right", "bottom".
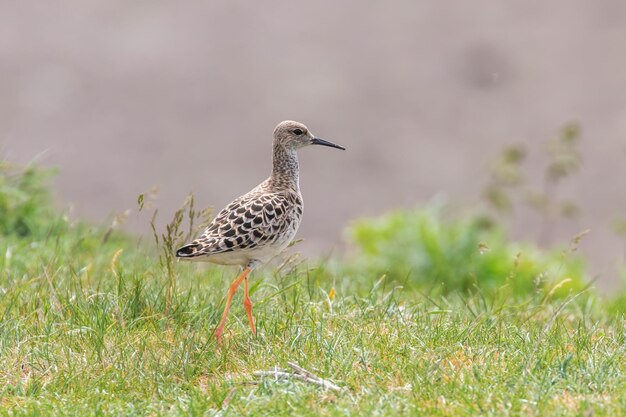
[
  {"left": 1, "top": 165, "right": 625, "bottom": 416},
  {"left": 1, "top": 233, "right": 625, "bottom": 416}
]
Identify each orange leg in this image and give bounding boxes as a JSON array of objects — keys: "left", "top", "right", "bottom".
[
  {"left": 214, "top": 268, "right": 251, "bottom": 343},
  {"left": 243, "top": 275, "right": 256, "bottom": 336}
]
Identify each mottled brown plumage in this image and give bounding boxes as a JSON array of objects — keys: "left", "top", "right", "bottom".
[
  {"left": 175, "top": 120, "right": 345, "bottom": 342},
  {"left": 176, "top": 186, "right": 303, "bottom": 265}
]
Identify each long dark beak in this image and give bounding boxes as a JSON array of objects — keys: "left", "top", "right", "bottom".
[{"left": 311, "top": 137, "right": 346, "bottom": 150}]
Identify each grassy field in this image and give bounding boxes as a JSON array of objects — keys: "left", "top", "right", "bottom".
[{"left": 1, "top": 166, "right": 625, "bottom": 416}]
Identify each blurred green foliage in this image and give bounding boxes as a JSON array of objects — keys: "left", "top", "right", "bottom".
[
  {"left": 345, "top": 205, "right": 587, "bottom": 297},
  {"left": 0, "top": 159, "right": 602, "bottom": 302},
  {"left": 0, "top": 161, "right": 130, "bottom": 277},
  {"left": 483, "top": 123, "right": 583, "bottom": 246},
  {"left": 0, "top": 162, "right": 60, "bottom": 237}
]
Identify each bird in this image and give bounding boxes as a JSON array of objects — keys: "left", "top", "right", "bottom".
[{"left": 175, "top": 120, "right": 345, "bottom": 343}]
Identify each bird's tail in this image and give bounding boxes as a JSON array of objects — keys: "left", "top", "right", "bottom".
[{"left": 175, "top": 243, "right": 202, "bottom": 259}]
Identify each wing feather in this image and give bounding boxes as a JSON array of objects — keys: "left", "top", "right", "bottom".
[{"left": 175, "top": 189, "right": 302, "bottom": 259}]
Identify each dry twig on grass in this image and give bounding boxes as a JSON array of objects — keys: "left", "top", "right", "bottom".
[{"left": 253, "top": 362, "right": 342, "bottom": 392}]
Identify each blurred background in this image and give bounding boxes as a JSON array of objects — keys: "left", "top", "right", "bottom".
[{"left": 2, "top": 1, "right": 626, "bottom": 290}]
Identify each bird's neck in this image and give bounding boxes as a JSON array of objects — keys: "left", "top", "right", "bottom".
[{"left": 270, "top": 144, "right": 300, "bottom": 190}]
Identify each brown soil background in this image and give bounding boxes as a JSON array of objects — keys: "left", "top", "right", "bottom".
[{"left": 2, "top": 1, "right": 626, "bottom": 290}]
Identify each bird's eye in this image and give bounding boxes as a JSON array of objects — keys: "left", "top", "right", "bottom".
[{"left": 292, "top": 129, "right": 303, "bottom": 135}]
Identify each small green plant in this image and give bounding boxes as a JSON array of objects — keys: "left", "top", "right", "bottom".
[
  {"left": 0, "top": 162, "right": 59, "bottom": 237},
  {"left": 484, "top": 123, "right": 582, "bottom": 245},
  {"left": 345, "top": 204, "right": 587, "bottom": 297},
  {"left": 141, "top": 191, "right": 214, "bottom": 315}
]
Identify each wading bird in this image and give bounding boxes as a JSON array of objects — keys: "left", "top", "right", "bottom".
[{"left": 176, "top": 121, "right": 345, "bottom": 343}]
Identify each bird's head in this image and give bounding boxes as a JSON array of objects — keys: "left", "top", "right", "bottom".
[{"left": 273, "top": 120, "right": 345, "bottom": 151}]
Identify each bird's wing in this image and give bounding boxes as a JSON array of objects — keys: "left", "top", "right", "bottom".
[{"left": 175, "top": 190, "right": 302, "bottom": 258}]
